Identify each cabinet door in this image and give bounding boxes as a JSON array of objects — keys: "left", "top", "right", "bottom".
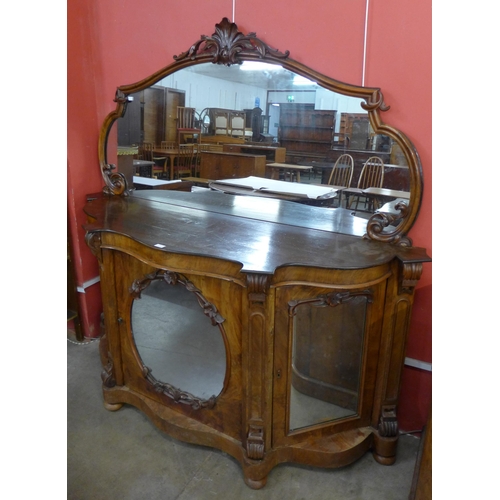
[{"left": 272, "top": 282, "right": 386, "bottom": 446}]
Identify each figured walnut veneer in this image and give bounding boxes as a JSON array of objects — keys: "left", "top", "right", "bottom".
[
  {"left": 84, "top": 189, "right": 429, "bottom": 488},
  {"left": 88, "top": 18, "right": 430, "bottom": 489}
]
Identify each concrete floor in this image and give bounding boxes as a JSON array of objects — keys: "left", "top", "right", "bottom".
[{"left": 67, "top": 337, "right": 420, "bottom": 500}]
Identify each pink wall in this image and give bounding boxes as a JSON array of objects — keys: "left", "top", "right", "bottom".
[{"left": 68, "top": 0, "right": 431, "bottom": 430}]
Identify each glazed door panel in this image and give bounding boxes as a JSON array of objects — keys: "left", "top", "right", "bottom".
[
  {"left": 108, "top": 250, "right": 245, "bottom": 442},
  {"left": 272, "top": 281, "right": 386, "bottom": 446}
]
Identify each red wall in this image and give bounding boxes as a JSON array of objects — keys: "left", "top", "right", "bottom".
[{"left": 68, "top": 0, "right": 431, "bottom": 431}]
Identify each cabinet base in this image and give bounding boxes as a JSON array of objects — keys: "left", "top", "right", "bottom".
[
  {"left": 372, "top": 432, "right": 399, "bottom": 465},
  {"left": 102, "top": 385, "right": 394, "bottom": 489}
]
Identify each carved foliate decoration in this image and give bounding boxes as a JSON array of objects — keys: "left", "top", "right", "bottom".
[
  {"left": 378, "top": 405, "right": 398, "bottom": 437},
  {"left": 130, "top": 269, "right": 225, "bottom": 409},
  {"left": 174, "top": 17, "right": 290, "bottom": 66},
  {"left": 85, "top": 232, "right": 102, "bottom": 263},
  {"left": 288, "top": 290, "right": 373, "bottom": 317},
  {"left": 98, "top": 18, "right": 424, "bottom": 243},
  {"left": 131, "top": 269, "right": 225, "bottom": 326},
  {"left": 142, "top": 366, "right": 216, "bottom": 410},
  {"left": 246, "top": 273, "right": 270, "bottom": 304},
  {"left": 101, "top": 352, "right": 116, "bottom": 388},
  {"left": 246, "top": 425, "right": 265, "bottom": 460},
  {"left": 365, "top": 202, "right": 413, "bottom": 246},
  {"left": 399, "top": 262, "right": 424, "bottom": 294}
]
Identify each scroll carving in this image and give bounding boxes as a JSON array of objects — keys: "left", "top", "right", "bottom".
[
  {"left": 399, "top": 262, "right": 423, "bottom": 294},
  {"left": 101, "top": 352, "right": 116, "bottom": 388},
  {"left": 378, "top": 405, "right": 398, "bottom": 437},
  {"left": 131, "top": 269, "right": 225, "bottom": 326},
  {"left": 366, "top": 203, "right": 412, "bottom": 246},
  {"left": 142, "top": 366, "right": 216, "bottom": 410},
  {"left": 246, "top": 425, "right": 265, "bottom": 460},
  {"left": 174, "top": 17, "right": 290, "bottom": 66},
  {"left": 288, "top": 289, "right": 373, "bottom": 317},
  {"left": 131, "top": 269, "right": 225, "bottom": 409},
  {"left": 85, "top": 232, "right": 103, "bottom": 264},
  {"left": 246, "top": 274, "right": 270, "bottom": 304}
]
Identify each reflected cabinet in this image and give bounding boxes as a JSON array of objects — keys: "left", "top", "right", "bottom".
[{"left": 86, "top": 18, "right": 430, "bottom": 489}]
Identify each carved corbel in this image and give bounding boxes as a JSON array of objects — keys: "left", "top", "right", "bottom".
[
  {"left": 85, "top": 231, "right": 102, "bottom": 265},
  {"left": 378, "top": 405, "right": 398, "bottom": 437},
  {"left": 246, "top": 274, "right": 270, "bottom": 304},
  {"left": 246, "top": 425, "right": 265, "bottom": 460},
  {"left": 399, "top": 262, "right": 423, "bottom": 295}
]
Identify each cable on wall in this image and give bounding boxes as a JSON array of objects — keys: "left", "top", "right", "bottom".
[{"left": 362, "top": 0, "right": 370, "bottom": 87}]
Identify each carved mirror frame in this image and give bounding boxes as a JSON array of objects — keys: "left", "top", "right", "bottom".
[{"left": 98, "top": 17, "right": 423, "bottom": 245}]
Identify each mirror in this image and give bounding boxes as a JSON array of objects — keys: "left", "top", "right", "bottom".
[
  {"left": 288, "top": 290, "right": 371, "bottom": 431},
  {"left": 130, "top": 271, "right": 227, "bottom": 409},
  {"left": 99, "top": 18, "right": 423, "bottom": 244}
]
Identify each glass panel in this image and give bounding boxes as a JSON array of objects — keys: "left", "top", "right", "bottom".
[
  {"left": 289, "top": 293, "right": 369, "bottom": 431},
  {"left": 131, "top": 275, "right": 226, "bottom": 403}
]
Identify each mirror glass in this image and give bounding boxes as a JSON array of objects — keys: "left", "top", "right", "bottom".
[
  {"left": 289, "top": 293, "right": 369, "bottom": 431},
  {"left": 112, "top": 61, "right": 410, "bottom": 221},
  {"left": 131, "top": 275, "right": 227, "bottom": 403}
]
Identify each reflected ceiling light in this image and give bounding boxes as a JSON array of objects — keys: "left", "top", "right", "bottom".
[
  {"left": 293, "top": 75, "right": 316, "bottom": 86},
  {"left": 240, "top": 61, "right": 283, "bottom": 71}
]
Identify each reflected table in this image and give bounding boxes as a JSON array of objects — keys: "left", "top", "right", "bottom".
[
  {"left": 266, "top": 162, "right": 313, "bottom": 182},
  {"left": 133, "top": 160, "right": 154, "bottom": 178},
  {"left": 209, "top": 176, "right": 339, "bottom": 206}
]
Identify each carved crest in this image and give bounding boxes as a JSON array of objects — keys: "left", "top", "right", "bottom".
[{"left": 174, "top": 17, "right": 290, "bottom": 66}]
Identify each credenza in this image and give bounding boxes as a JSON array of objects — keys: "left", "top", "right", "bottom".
[{"left": 84, "top": 189, "right": 430, "bottom": 489}]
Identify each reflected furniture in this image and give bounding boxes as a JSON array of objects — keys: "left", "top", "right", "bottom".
[
  {"left": 176, "top": 107, "right": 201, "bottom": 145},
  {"left": 90, "top": 18, "right": 429, "bottom": 490},
  {"left": 346, "top": 156, "right": 385, "bottom": 212},
  {"left": 222, "top": 144, "right": 286, "bottom": 163},
  {"left": 327, "top": 154, "right": 354, "bottom": 187},
  {"left": 327, "top": 153, "right": 354, "bottom": 207},
  {"left": 279, "top": 104, "right": 337, "bottom": 162},
  {"left": 152, "top": 146, "right": 182, "bottom": 179},
  {"left": 208, "top": 176, "right": 339, "bottom": 205},
  {"left": 203, "top": 108, "right": 249, "bottom": 138},
  {"left": 133, "top": 160, "right": 154, "bottom": 178},
  {"left": 173, "top": 144, "right": 195, "bottom": 179},
  {"left": 132, "top": 177, "right": 193, "bottom": 191},
  {"left": 266, "top": 162, "right": 313, "bottom": 182},
  {"left": 199, "top": 151, "right": 267, "bottom": 179}
]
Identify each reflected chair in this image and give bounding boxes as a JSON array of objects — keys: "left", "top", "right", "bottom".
[
  {"left": 139, "top": 142, "right": 161, "bottom": 178},
  {"left": 347, "top": 156, "right": 384, "bottom": 212},
  {"left": 138, "top": 142, "right": 153, "bottom": 162},
  {"left": 327, "top": 154, "right": 354, "bottom": 207},
  {"left": 152, "top": 141, "right": 176, "bottom": 178},
  {"left": 173, "top": 144, "right": 195, "bottom": 179},
  {"left": 177, "top": 107, "right": 201, "bottom": 145}
]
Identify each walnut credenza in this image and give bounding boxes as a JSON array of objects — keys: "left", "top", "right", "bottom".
[{"left": 84, "top": 189, "right": 429, "bottom": 489}]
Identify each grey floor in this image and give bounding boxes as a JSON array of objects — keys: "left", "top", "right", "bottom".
[{"left": 68, "top": 336, "right": 420, "bottom": 500}]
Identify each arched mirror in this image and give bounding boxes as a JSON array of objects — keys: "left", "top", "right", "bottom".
[
  {"left": 130, "top": 270, "right": 228, "bottom": 410},
  {"left": 99, "top": 17, "right": 423, "bottom": 245}
]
